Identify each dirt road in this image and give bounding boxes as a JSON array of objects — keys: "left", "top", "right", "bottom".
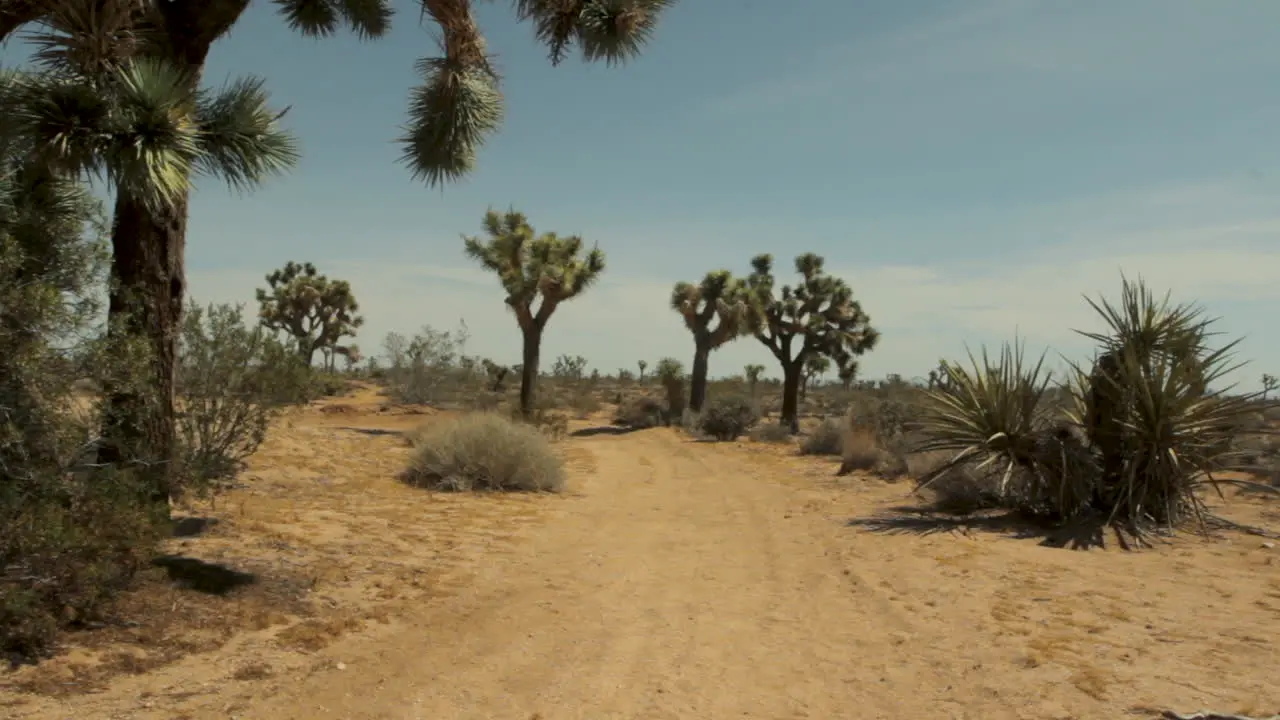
[{"left": 7, "top": 408, "right": 1280, "bottom": 719}]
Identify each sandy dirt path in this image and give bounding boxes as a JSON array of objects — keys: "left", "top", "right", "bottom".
[
  {"left": 240, "top": 427, "right": 940, "bottom": 720},
  {"left": 7, "top": 412, "right": 1279, "bottom": 719}
]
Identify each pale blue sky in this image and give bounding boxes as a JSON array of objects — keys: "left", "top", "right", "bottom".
[{"left": 10, "top": 0, "right": 1280, "bottom": 386}]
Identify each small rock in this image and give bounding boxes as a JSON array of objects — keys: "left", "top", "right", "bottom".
[
  {"left": 335, "top": 662, "right": 347, "bottom": 671},
  {"left": 1263, "top": 542, "right": 1275, "bottom": 549}
]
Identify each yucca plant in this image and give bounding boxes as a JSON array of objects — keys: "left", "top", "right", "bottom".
[
  {"left": 914, "top": 341, "right": 1096, "bottom": 519},
  {"left": 1066, "top": 277, "right": 1268, "bottom": 535},
  {"left": 915, "top": 277, "right": 1274, "bottom": 544}
]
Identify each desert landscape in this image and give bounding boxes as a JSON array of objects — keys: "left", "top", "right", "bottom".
[
  {"left": 3, "top": 375, "right": 1279, "bottom": 720},
  {"left": 4, "top": 1, "right": 1280, "bottom": 719}
]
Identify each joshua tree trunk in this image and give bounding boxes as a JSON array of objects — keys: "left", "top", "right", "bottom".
[
  {"left": 519, "top": 327, "right": 543, "bottom": 420},
  {"left": 780, "top": 361, "right": 803, "bottom": 434},
  {"left": 97, "top": 191, "right": 189, "bottom": 511},
  {"left": 93, "top": 2, "right": 244, "bottom": 515},
  {"left": 688, "top": 342, "right": 711, "bottom": 413}
]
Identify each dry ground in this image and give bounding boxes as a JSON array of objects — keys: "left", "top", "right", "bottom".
[{"left": 2, "top": 385, "right": 1279, "bottom": 719}]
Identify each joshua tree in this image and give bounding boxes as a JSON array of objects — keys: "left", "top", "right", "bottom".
[
  {"left": 1263, "top": 373, "right": 1278, "bottom": 400},
  {"left": 800, "top": 354, "right": 830, "bottom": 402},
  {"left": 836, "top": 356, "right": 858, "bottom": 390},
  {"left": 670, "top": 270, "right": 751, "bottom": 412},
  {"left": 637, "top": 359, "right": 648, "bottom": 384},
  {"left": 256, "top": 262, "right": 363, "bottom": 366},
  {"left": 744, "top": 364, "right": 765, "bottom": 396},
  {"left": 464, "top": 209, "right": 604, "bottom": 418},
  {"left": 0, "top": 34, "right": 298, "bottom": 509},
  {"left": 1, "top": 0, "right": 674, "bottom": 510},
  {"left": 745, "top": 253, "right": 880, "bottom": 433}
]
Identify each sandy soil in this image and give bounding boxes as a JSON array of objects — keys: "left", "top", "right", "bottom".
[{"left": 3, "top": 387, "right": 1279, "bottom": 719}]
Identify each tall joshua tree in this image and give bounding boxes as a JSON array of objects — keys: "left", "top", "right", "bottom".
[
  {"left": 745, "top": 253, "right": 880, "bottom": 433},
  {"left": 1, "top": 16, "right": 298, "bottom": 508},
  {"left": 464, "top": 209, "right": 604, "bottom": 419},
  {"left": 670, "top": 270, "right": 750, "bottom": 412},
  {"left": 256, "top": 261, "right": 363, "bottom": 366},
  {"left": 1, "top": 0, "right": 674, "bottom": 507}
]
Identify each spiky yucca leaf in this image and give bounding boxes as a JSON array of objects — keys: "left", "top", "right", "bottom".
[
  {"left": 914, "top": 342, "right": 1091, "bottom": 514},
  {"left": 194, "top": 74, "right": 300, "bottom": 192},
  {"left": 23, "top": 0, "right": 146, "bottom": 78},
  {"left": 272, "top": 0, "right": 393, "bottom": 39},
  {"left": 7, "top": 57, "right": 297, "bottom": 212},
  {"left": 399, "top": 56, "right": 504, "bottom": 187},
  {"left": 1067, "top": 278, "right": 1273, "bottom": 531}
]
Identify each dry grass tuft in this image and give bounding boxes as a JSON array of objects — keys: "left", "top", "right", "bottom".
[{"left": 402, "top": 413, "right": 566, "bottom": 492}]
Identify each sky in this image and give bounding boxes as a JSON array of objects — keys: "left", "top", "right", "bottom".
[{"left": 9, "top": 0, "right": 1280, "bottom": 387}]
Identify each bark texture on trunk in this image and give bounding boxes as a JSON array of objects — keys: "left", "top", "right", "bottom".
[
  {"left": 93, "top": 0, "right": 249, "bottom": 512},
  {"left": 97, "top": 191, "right": 188, "bottom": 507},
  {"left": 519, "top": 328, "right": 543, "bottom": 420},
  {"left": 780, "top": 361, "right": 803, "bottom": 434},
  {"left": 689, "top": 344, "right": 711, "bottom": 413}
]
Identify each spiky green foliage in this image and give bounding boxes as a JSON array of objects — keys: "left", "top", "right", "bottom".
[
  {"left": 464, "top": 208, "right": 605, "bottom": 417},
  {"left": 255, "top": 261, "right": 363, "bottom": 366},
  {"left": 745, "top": 253, "right": 880, "bottom": 432},
  {"left": 5, "top": 3, "right": 300, "bottom": 212},
  {"left": 671, "top": 270, "right": 750, "bottom": 411},
  {"left": 916, "top": 278, "right": 1274, "bottom": 544},
  {"left": 4, "top": 0, "right": 673, "bottom": 190},
  {"left": 398, "top": 0, "right": 674, "bottom": 185}
]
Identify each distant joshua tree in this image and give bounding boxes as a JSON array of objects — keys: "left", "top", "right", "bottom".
[
  {"left": 464, "top": 209, "right": 604, "bottom": 418},
  {"left": 671, "top": 270, "right": 752, "bottom": 412},
  {"left": 744, "top": 253, "right": 879, "bottom": 433}
]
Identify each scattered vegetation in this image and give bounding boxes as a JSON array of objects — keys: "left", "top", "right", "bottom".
[
  {"left": 698, "top": 395, "right": 760, "bottom": 441},
  {"left": 914, "top": 278, "right": 1278, "bottom": 544},
  {"left": 402, "top": 414, "right": 565, "bottom": 493}
]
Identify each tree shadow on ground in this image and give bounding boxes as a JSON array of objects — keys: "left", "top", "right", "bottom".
[
  {"left": 846, "top": 505, "right": 1118, "bottom": 550},
  {"left": 150, "top": 556, "right": 257, "bottom": 595},
  {"left": 338, "top": 426, "right": 404, "bottom": 438},
  {"left": 570, "top": 425, "right": 644, "bottom": 438},
  {"left": 170, "top": 516, "right": 219, "bottom": 538}
]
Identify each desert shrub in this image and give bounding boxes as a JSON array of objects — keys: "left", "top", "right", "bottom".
[
  {"left": 800, "top": 417, "right": 845, "bottom": 455},
  {"left": 521, "top": 408, "right": 570, "bottom": 440},
  {"left": 749, "top": 423, "right": 793, "bottom": 444},
  {"left": 907, "top": 452, "right": 1002, "bottom": 514},
  {"left": 402, "top": 413, "right": 565, "bottom": 492},
  {"left": 615, "top": 396, "right": 666, "bottom": 429},
  {"left": 698, "top": 395, "right": 760, "bottom": 441},
  {"left": 655, "top": 357, "right": 686, "bottom": 424},
  {"left": 382, "top": 324, "right": 484, "bottom": 407},
  {"left": 0, "top": 166, "right": 162, "bottom": 658},
  {"left": 837, "top": 424, "right": 881, "bottom": 472},
  {"left": 174, "top": 302, "right": 312, "bottom": 495},
  {"left": 916, "top": 279, "right": 1273, "bottom": 541}
]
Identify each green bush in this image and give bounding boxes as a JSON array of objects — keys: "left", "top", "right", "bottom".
[
  {"left": 402, "top": 413, "right": 565, "bottom": 492},
  {"left": 0, "top": 161, "right": 162, "bottom": 659},
  {"left": 698, "top": 395, "right": 760, "bottom": 441},
  {"left": 174, "top": 302, "right": 312, "bottom": 496}
]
